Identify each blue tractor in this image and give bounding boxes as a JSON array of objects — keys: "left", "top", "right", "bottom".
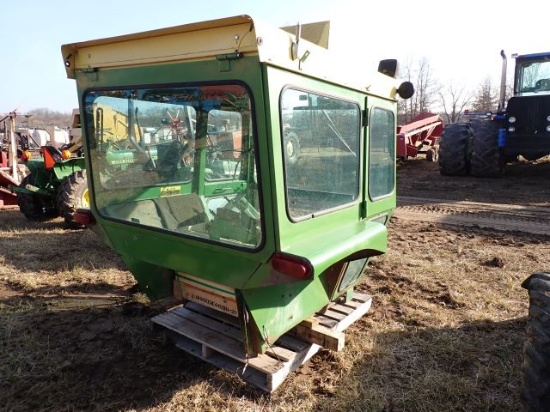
[{"left": 438, "top": 50, "right": 550, "bottom": 177}]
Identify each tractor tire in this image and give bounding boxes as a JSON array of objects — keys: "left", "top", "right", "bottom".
[
  {"left": 470, "top": 120, "right": 504, "bottom": 177},
  {"left": 284, "top": 131, "right": 300, "bottom": 165},
  {"left": 426, "top": 146, "right": 438, "bottom": 162},
  {"left": 17, "top": 174, "right": 59, "bottom": 221},
  {"left": 56, "top": 170, "right": 89, "bottom": 229},
  {"left": 437, "top": 123, "right": 472, "bottom": 176},
  {"left": 521, "top": 272, "right": 550, "bottom": 412}
]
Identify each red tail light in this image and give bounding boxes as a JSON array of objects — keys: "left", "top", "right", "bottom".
[
  {"left": 74, "top": 208, "right": 95, "bottom": 225},
  {"left": 271, "top": 252, "right": 312, "bottom": 280}
]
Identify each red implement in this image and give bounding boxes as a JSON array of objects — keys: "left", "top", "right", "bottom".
[
  {"left": 397, "top": 112, "right": 444, "bottom": 161},
  {"left": 0, "top": 151, "right": 18, "bottom": 207}
]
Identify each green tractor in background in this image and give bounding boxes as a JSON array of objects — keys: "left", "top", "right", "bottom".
[
  {"left": 10, "top": 109, "right": 89, "bottom": 228},
  {"left": 13, "top": 145, "right": 87, "bottom": 227}
]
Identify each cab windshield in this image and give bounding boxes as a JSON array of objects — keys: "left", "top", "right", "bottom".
[
  {"left": 83, "top": 84, "right": 262, "bottom": 249},
  {"left": 515, "top": 57, "right": 550, "bottom": 95}
]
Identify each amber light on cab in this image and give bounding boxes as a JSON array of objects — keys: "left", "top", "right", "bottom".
[{"left": 20, "top": 151, "right": 32, "bottom": 162}]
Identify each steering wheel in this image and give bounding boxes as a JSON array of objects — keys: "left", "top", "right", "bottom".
[
  {"left": 155, "top": 140, "right": 193, "bottom": 177},
  {"left": 535, "top": 79, "right": 550, "bottom": 91}
]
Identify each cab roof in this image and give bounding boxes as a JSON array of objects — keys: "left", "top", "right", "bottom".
[{"left": 61, "top": 14, "right": 399, "bottom": 99}]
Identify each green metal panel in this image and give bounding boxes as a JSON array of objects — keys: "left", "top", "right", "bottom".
[
  {"left": 52, "top": 158, "right": 86, "bottom": 181},
  {"left": 239, "top": 219, "right": 387, "bottom": 345}
]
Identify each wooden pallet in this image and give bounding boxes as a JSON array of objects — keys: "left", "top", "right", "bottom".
[{"left": 151, "top": 293, "right": 372, "bottom": 392}]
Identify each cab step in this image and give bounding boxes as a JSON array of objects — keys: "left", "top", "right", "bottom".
[{"left": 151, "top": 292, "right": 372, "bottom": 392}]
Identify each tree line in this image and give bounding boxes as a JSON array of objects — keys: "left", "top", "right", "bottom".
[
  {"left": 397, "top": 57, "right": 506, "bottom": 126},
  {"left": 8, "top": 108, "right": 73, "bottom": 130}
]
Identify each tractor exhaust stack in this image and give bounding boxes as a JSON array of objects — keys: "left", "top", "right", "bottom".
[{"left": 498, "top": 50, "right": 507, "bottom": 112}]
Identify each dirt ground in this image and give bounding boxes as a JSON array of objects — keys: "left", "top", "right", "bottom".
[
  {"left": 1, "top": 155, "right": 549, "bottom": 411},
  {"left": 396, "top": 154, "right": 550, "bottom": 206}
]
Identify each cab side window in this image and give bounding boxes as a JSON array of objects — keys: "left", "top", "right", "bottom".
[
  {"left": 281, "top": 88, "right": 361, "bottom": 219},
  {"left": 369, "top": 107, "right": 395, "bottom": 199}
]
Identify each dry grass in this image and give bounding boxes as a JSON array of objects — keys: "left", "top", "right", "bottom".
[{"left": 0, "top": 192, "right": 548, "bottom": 411}]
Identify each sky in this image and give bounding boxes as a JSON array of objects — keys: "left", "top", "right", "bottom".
[{"left": 1, "top": 0, "right": 549, "bottom": 115}]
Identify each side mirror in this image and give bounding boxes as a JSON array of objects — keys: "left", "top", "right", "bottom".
[
  {"left": 397, "top": 81, "right": 415, "bottom": 99},
  {"left": 378, "top": 59, "right": 398, "bottom": 78}
]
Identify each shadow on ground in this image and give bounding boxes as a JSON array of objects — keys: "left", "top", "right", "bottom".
[{"left": 308, "top": 317, "right": 526, "bottom": 412}]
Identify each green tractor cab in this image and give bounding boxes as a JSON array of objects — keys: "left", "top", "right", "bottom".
[{"left": 62, "top": 15, "right": 412, "bottom": 382}]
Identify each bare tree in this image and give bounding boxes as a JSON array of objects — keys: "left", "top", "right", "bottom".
[
  {"left": 470, "top": 77, "right": 498, "bottom": 113},
  {"left": 398, "top": 57, "right": 441, "bottom": 124},
  {"left": 438, "top": 82, "right": 472, "bottom": 124}
]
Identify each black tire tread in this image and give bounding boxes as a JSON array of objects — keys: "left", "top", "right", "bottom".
[
  {"left": 56, "top": 170, "right": 88, "bottom": 228},
  {"left": 470, "top": 120, "right": 504, "bottom": 177},
  {"left": 17, "top": 174, "right": 59, "bottom": 221},
  {"left": 521, "top": 272, "right": 550, "bottom": 411},
  {"left": 438, "top": 123, "right": 472, "bottom": 176}
]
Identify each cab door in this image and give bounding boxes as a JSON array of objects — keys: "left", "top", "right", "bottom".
[{"left": 362, "top": 97, "right": 397, "bottom": 220}]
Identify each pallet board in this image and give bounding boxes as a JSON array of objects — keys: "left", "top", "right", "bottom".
[{"left": 151, "top": 293, "right": 372, "bottom": 392}]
